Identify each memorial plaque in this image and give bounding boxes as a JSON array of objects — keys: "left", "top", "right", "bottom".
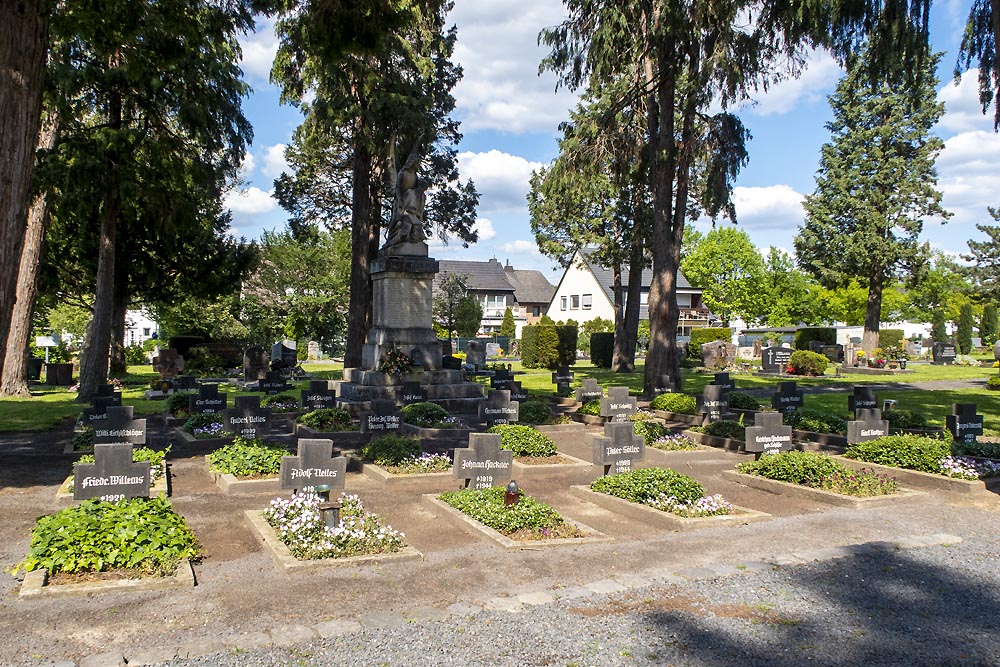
[
  {"left": 575, "top": 378, "right": 604, "bottom": 403},
  {"left": 744, "top": 412, "right": 794, "bottom": 456},
  {"left": 259, "top": 370, "right": 291, "bottom": 395},
  {"left": 479, "top": 390, "right": 519, "bottom": 427},
  {"left": 760, "top": 346, "right": 792, "bottom": 373},
  {"left": 771, "top": 381, "right": 804, "bottom": 415},
  {"left": 490, "top": 368, "right": 514, "bottom": 391},
  {"left": 301, "top": 380, "right": 337, "bottom": 411},
  {"left": 947, "top": 403, "right": 984, "bottom": 445},
  {"left": 848, "top": 386, "right": 878, "bottom": 414},
  {"left": 453, "top": 433, "right": 513, "bottom": 489},
  {"left": 82, "top": 393, "right": 123, "bottom": 426},
  {"left": 847, "top": 408, "right": 890, "bottom": 444},
  {"left": 224, "top": 396, "right": 272, "bottom": 440},
  {"left": 712, "top": 372, "right": 735, "bottom": 393},
  {"left": 591, "top": 421, "right": 645, "bottom": 476},
  {"left": 280, "top": 439, "right": 347, "bottom": 494},
  {"left": 189, "top": 383, "right": 227, "bottom": 415},
  {"left": 73, "top": 443, "right": 151, "bottom": 502},
  {"left": 93, "top": 406, "right": 146, "bottom": 445},
  {"left": 697, "top": 385, "right": 730, "bottom": 423},
  {"left": 361, "top": 399, "right": 403, "bottom": 435},
  {"left": 932, "top": 342, "right": 958, "bottom": 364},
  {"left": 509, "top": 381, "right": 529, "bottom": 403},
  {"left": 175, "top": 375, "right": 198, "bottom": 391},
  {"left": 551, "top": 366, "right": 575, "bottom": 394},
  {"left": 600, "top": 386, "right": 637, "bottom": 422}
]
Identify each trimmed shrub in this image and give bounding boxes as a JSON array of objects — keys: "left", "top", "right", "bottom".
[
  {"left": 844, "top": 434, "right": 951, "bottom": 473},
  {"left": 520, "top": 326, "right": 538, "bottom": 367},
  {"left": 556, "top": 325, "right": 578, "bottom": 367},
  {"left": 738, "top": 450, "right": 844, "bottom": 485},
  {"left": 649, "top": 392, "right": 697, "bottom": 414},
  {"left": 878, "top": 329, "right": 905, "bottom": 351},
  {"left": 520, "top": 323, "right": 577, "bottom": 369},
  {"left": 401, "top": 402, "right": 449, "bottom": 427},
  {"left": 632, "top": 420, "right": 669, "bottom": 444},
  {"left": 957, "top": 303, "right": 974, "bottom": 354},
  {"left": 787, "top": 350, "right": 829, "bottom": 376},
  {"left": 297, "top": 408, "right": 353, "bottom": 430},
  {"left": 981, "top": 304, "right": 998, "bottom": 348},
  {"left": 487, "top": 424, "right": 557, "bottom": 457},
  {"left": 931, "top": 309, "right": 948, "bottom": 343},
  {"left": 784, "top": 409, "right": 847, "bottom": 435},
  {"left": 518, "top": 400, "right": 552, "bottom": 425},
  {"left": 727, "top": 391, "right": 761, "bottom": 410},
  {"left": 577, "top": 400, "right": 602, "bottom": 416},
  {"left": 688, "top": 327, "right": 732, "bottom": 360},
  {"left": 694, "top": 419, "right": 744, "bottom": 440},
  {"left": 987, "top": 376, "right": 1000, "bottom": 391},
  {"left": 360, "top": 435, "right": 421, "bottom": 466},
  {"left": 884, "top": 409, "right": 929, "bottom": 430},
  {"left": 591, "top": 467, "right": 705, "bottom": 505},
  {"left": 591, "top": 332, "right": 615, "bottom": 368},
  {"left": 793, "top": 327, "right": 836, "bottom": 350}
]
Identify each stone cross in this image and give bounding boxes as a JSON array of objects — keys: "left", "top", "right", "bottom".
[
  {"left": 175, "top": 375, "right": 198, "bottom": 391},
  {"left": 509, "top": 381, "right": 529, "bottom": 403},
  {"left": 480, "top": 390, "right": 519, "bottom": 428},
  {"left": 82, "top": 393, "right": 123, "bottom": 426},
  {"left": 73, "top": 443, "right": 151, "bottom": 501},
  {"left": 399, "top": 381, "right": 426, "bottom": 405},
  {"left": 760, "top": 346, "right": 792, "bottom": 374},
  {"left": 300, "top": 380, "right": 337, "bottom": 411},
  {"left": 93, "top": 406, "right": 146, "bottom": 446},
  {"left": 847, "top": 408, "right": 890, "bottom": 444},
  {"left": 453, "top": 433, "right": 513, "bottom": 489},
  {"left": 189, "top": 383, "right": 227, "bottom": 415},
  {"left": 848, "top": 386, "right": 878, "bottom": 414},
  {"left": 591, "top": 421, "right": 645, "bottom": 476},
  {"left": 575, "top": 378, "right": 604, "bottom": 404},
  {"left": 490, "top": 368, "right": 514, "bottom": 391},
  {"left": 551, "top": 366, "right": 574, "bottom": 394},
  {"left": 279, "top": 439, "right": 347, "bottom": 494},
  {"left": 225, "top": 396, "right": 272, "bottom": 440},
  {"left": 697, "top": 385, "right": 730, "bottom": 423},
  {"left": 744, "top": 412, "right": 794, "bottom": 457},
  {"left": 259, "top": 370, "right": 291, "bottom": 396},
  {"left": 600, "top": 386, "right": 637, "bottom": 422},
  {"left": 947, "top": 403, "right": 984, "bottom": 445},
  {"left": 712, "top": 372, "right": 735, "bottom": 393},
  {"left": 771, "top": 381, "right": 804, "bottom": 415},
  {"left": 360, "top": 399, "right": 403, "bottom": 435}
]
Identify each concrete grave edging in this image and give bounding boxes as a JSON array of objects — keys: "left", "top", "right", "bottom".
[
  {"left": 569, "top": 485, "right": 771, "bottom": 530},
  {"left": 19, "top": 559, "right": 194, "bottom": 598},
  {"left": 722, "top": 470, "right": 927, "bottom": 508}
]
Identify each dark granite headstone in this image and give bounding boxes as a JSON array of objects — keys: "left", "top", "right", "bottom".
[
  {"left": 947, "top": 403, "right": 984, "bottom": 445},
  {"left": 243, "top": 345, "right": 269, "bottom": 381},
  {"left": 259, "top": 370, "right": 291, "bottom": 396},
  {"left": 279, "top": 439, "right": 347, "bottom": 494},
  {"left": 760, "top": 346, "right": 792, "bottom": 373},
  {"left": 744, "top": 412, "right": 794, "bottom": 456},
  {"left": 712, "top": 373, "right": 735, "bottom": 393},
  {"left": 575, "top": 378, "right": 604, "bottom": 403},
  {"left": 73, "top": 443, "right": 151, "bottom": 501},
  {"left": 847, "top": 408, "right": 889, "bottom": 444},
  {"left": 93, "top": 406, "right": 146, "bottom": 445},
  {"left": 94, "top": 384, "right": 116, "bottom": 398},
  {"left": 224, "top": 396, "right": 272, "bottom": 440},
  {"left": 819, "top": 344, "right": 844, "bottom": 363},
  {"left": 551, "top": 366, "right": 575, "bottom": 394},
  {"left": 600, "top": 386, "right": 637, "bottom": 422},
  {"left": 360, "top": 399, "right": 403, "bottom": 435},
  {"left": 771, "top": 381, "right": 804, "bottom": 415},
  {"left": 509, "top": 381, "right": 529, "bottom": 403},
  {"left": 453, "top": 433, "right": 513, "bottom": 489},
  {"left": 480, "top": 390, "right": 519, "bottom": 427},
  {"left": 697, "top": 385, "right": 730, "bottom": 423},
  {"left": 652, "top": 374, "right": 681, "bottom": 395},
  {"left": 848, "top": 386, "right": 878, "bottom": 414},
  {"left": 398, "top": 381, "right": 426, "bottom": 405},
  {"left": 491, "top": 368, "right": 514, "bottom": 391},
  {"left": 301, "top": 381, "right": 337, "bottom": 411},
  {"left": 189, "top": 383, "right": 227, "bottom": 415},
  {"left": 932, "top": 342, "right": 958, "bottom": 364},
  {"left": 82, "top": 393, "right": 123, "bottom": 426},
  {"left": 442, "top": 355, "right": 463, "bottom": 371},
  {"left": 151, "top": 348, "right": 184, "bottom": 379},
  {"left": 271, "top": 340, "right": 298, "bottom": 368},
  {"left": 591, "top": 421, "right": 645, "bottom": 476}
]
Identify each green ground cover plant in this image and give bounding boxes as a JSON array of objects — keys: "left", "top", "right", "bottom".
[
  {"left": 649, "top": 393, "right": 698, "bottom": 414},
  {"left": 166, "top": 391, "right": 195, "bottom": 417},
  {"left": 71, "top": 428, "right": 94, "bottom": 451},
  {"left": 401, "top": 402, "right": 458, "bottom": 428},
  {"left": 262, "top": 394, "right": 298, "bottom": 412},
  {"left": 727, "top": 392, "right": 762, "bottom": 410},
  {"left": 439, "top": 487, "right": 580, "bottom": 539},
  {"left": 883, "top": 409, "right": 929, "bottom": 430},
  {"left": 737, "top": 451, "right": 898, "bottom": 496},
  {"left": 590, "top": 467, "right": 732, "bottom": 517},
  {"left": 207, "top": 437, "right": 290, "bottom": 478},
  {"left": 846, "top": 434, "right": 1000, "bottom": 479},
  {"left": 11, "top": 496, "right": 199, "bottom": 576},
  {"left": 632, "top": 419, "right": 669, "bottom": 444},
  {"left": 297, "top": 407, "right": 354, "bottom": 431},
  {"left": 577, "top": 400, "right": 601, "bottom": 416},
  {"left": 486, "top": 424, "right": 557, "bottom": 457},
  {"left": 691, "top": 419, "right": 745, "bottom": 440},
  {"left": 783, "top": 409, "right": 848, "bottom": 435},
  {"left": 359, "top": 434, "right": 421, "bottom": 465},
  {"left": 517, "top": 399, "right": 552, "bottom": 425}
]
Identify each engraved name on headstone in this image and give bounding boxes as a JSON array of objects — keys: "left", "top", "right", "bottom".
[
  {"left": 551, "top": 366, "right": 574, "bottom": 394},
  {"left": 225, "top": 395, "right": 272, "bottom": 440},
  {"left": 73, "top": 443, "right": 151, "bottom": 502},
  {"left": 300, "top": 380, "right": 337, "bottom": 411},
  {"left": 653, "top": 374, "right": 680, "bottom": 395},
  {"left": 697, "top": 384, "right": 730, "bottom": 423},
  {"left": 480, "top": 390, "right": 519, "bottom": 428},
  {"left": 744, "top": 411, "right": 794, "bottom": 457},
  {"left": 932, "top": 342, "right": 958, "bottom": 365},
  {"left": 361, "top": 399, "right": 403, "bottom": 435},
  {"left": 259, "top": 370, "right": 291, "bottom": 396},
  {"left": 947, "top": 403, "right": 984, "bottom": 445},
  {"left": 453, "top": 433, "right": 513, "bottom": 489},
  {"left": 575, "top": 378, "right": 604, "bottom": 404},
  {"left": 93, "top": 406, "right": 147, "bottom": 445},
  {"left": 509, "top": 381, "right": 529, "bottom": 403},
  {"left": 279, "top": 439, "right": 347, "bottom": 494},
  {"left": 189, "top": 383, "right": 227, "bottom": 415},
  {"left": 712, "top": 372, "right": 736, "bottom": 393},
  {"left": 760, "top": 346, "right": 793, "bottom": 374},
  {"left": 771, "top": 381, "right": 804, "bottom": 415},
  {"left": 600, "top": 386, "right": 637, "bottom": 422},
  {"left": 490, "top": 368, "right": 514, "bottom": 391},
  {"left": 591, "top": 421, "right": 645, "bottom": 476},
  {"left": 846, "top": 408, "right": 890, "bottom": 444},
  {"left": 398, "top": 381, "right": 426, "bottom": 405},
  {"left": 848, "top": 386, "right": 878, "bottom": 414},
  {"left": 82, "top": 393, "right": 123, "bottom": 426}
]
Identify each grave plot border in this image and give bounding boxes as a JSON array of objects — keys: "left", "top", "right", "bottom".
[
  {"left": 532, "top": 422, "right": 587, "bottom": 434},
  {"left": 569, "top": 486, "right": 770, "bottom": 530},
  {"left": 56, "top": 467, "right": 171, "bottom": 501},
  {"left": 173, "top": 428, "right": 234, "bottom": 448},
  {"left": 421, "top": 494, "right": 612, "bottom": 549},
  {"left": 401, "top": 422, "right": 473, "bottom": 439},
  {"left": 722, "top": 470, "right": 927, "bottom": 508},
  {"left": 293, "top": 424, "right": 366, "bottom": 446},
  {"left": 204, "top": 456, "right": 281, "bottom": 494},
  {"left": 511, "top": 451, "right": 594, "bottom": 476},
  {"left": 354, "top": 458, "right": 457, "bottom": 491},
  {"left": 642, "top": 445, "right": 714, "bottom": 462},
  {"left": 19, "top": 559, "right": 195, "bottom": 598},
  {"left": 682, "top": 429, "right": 746, "bottom": 453},
  {"left": 570, "top": 413, "right": 605, "bottom": 426},
  {"left": 651, "top": 410, "right": 703, "bottom": 426},
  {"left": 244, "top": 510, "right": 423, "bottom": 573},
  {"left": 834, "top": 456, "right": 1000, "bottom": 495}
]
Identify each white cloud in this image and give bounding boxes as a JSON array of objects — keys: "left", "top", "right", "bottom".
[
  {"left": 729, "top": 184, "right": 806, "bottom": 229},
  {"left": 500, "top": 239, "right": 541, "bottom": 255},
  {"left": 458, "top": 149, "right": 544, "bottom": 211},
  {"left": 238, "top": 151, "right": 256, "bottom": 180},
  {"left": 938, "top": 69, "right": 996, "bottom": 135},
  {"left": 937, "top": 130, "right": 1000, "bottom": 229},
  {"left": 223, "top": 186, "right": 276, "bottom": 215},
  {"left": 239, "top": 17, "right": 278, "bottom": 84},
  {"left": 742, "top": 50, "right": 841, "bottom": 116},
  {"left": 473, "top": 217, "right": 497, "bottom": 241},
  {"left": 261, "top": 143, "right": 290, "bottom": 179},
  {"left": 448, "top": 1, "right": 579, "bottom": 133}
]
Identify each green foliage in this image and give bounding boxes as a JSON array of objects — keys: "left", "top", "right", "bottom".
[
  {"left": 727, "top": 391, "right": 761, "bottom": 410},
  {"left": 297, "top": 408, "right": 353, "bottom": 430},
  {"left": 577, "top": 400, "right": 602, "bottom": 416},
  {"left": 439, "top": 487, "right": 567, "bottom": 535},
  {"left": 957, "top": 302, "right": 975, "bottom": 354},
  {"left": 688, "top": 328, "right": 732, "bottom": 360},
  {"left": 695, "top": 419, "right": 745, "bottom": 440},
  {"left": 788, "top": 350, "right": 829, "bottom": 376},
  {"left": 486, "top": 424, "right": 557, "bottom": 457},
  {"left": 963, "top": 208, "right": 1000, "bottom": 302},
  {"left": 76, "top": 446, "right": 169, "bottom": 483},
  {"left": 845, "top": 434, "right": 951, "bottom": 473},
  {"left": 590, "top": 467, "right": 705, "bottom": 505},
  {"left": 262, "top": 394, "right": 298, "bottom": 411},
  {"left": 981, "top": 304, "right": 998, "bottom": 348},
  {"left": 987, "top": 376, "right": 1000, "bottom": 391},
  {"left": 793, "top": 328, "right": 837, "bottom": 350},
  {"left": 590, "top": 332, "right": 615, "bottom": 368},
  {"left": 878, "top": 329, "right": 905, "bottom": 351},
  {"left": 71, "top": 429, "right": 94, "bottom": 451},
  {"left": 455, "top": 296, "right": 484, "bottom": 339},
  {"left": 932, "top": 309, "right": 948, "bottom": 343},
  {"left": 517, "top": 400, "right": 552, "bottom": 425},
  {"left": 632, "top": 420, "right": 668, "bottom": 444},
  {"left": 166, "top": 392, "right": 194, "bottom": 417},
  {"left": 579, "top": 318, "right": 614, "bottom": 355},
  {"left": 520, "top": 324, "right": 577, "bottom": 369},
  {"left": 784, "top": 409, "right": 848, "bottom": 435},
  {"left": 360, "top": 435, "right": 421, "bottom": 466},
  {"left": 181, "top": 413, "right": 220, "bottom": 433},
  {"left": 680, "top": 226, "right": 766, "bottom": 325},
  {"left": 649, "top": 393, "right": 697, "bottom": 415},
  {"left": 207, "top": 438, "right": 290, "bottom": 477},
  {"left": 737, "top": 451, "right": 898, "bottom": 496},
  {"left": 499, "top": 307, "right": 517, "bottom": 340},
  {"left": 12, "top": 497, "right": 200, "bottom": 575},
  {"left": 884, "top": 409, "right": 929, "bottom": 430},
  {"left": 401, "top": 402, "right": 450, "bottom": 427},
  {"left": 123, "top": 344, "right": 147, "bottom": 366}
]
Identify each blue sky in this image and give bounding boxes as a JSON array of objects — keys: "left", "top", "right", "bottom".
[{"left": 225, "top": 0, "right": 1000, "bottom": 281}]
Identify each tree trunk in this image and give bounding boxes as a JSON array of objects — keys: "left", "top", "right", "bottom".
[
  {"left": 344, "top": 132, "right": 373, "bottom": 369},
  {"left": 0, "top": 0, "right": 48, "bottom": 379},
  {"left": 1, "top": 109, "right": 59, "bottom": 397},
  {"left": 862, "top": 274, "right": 883, "bottom": 354},
  {"left": 109, "top": 278, "right": 128, "bottom": 376},
  {"left": 610, "top": 261, "right": 625, "bottom": 367},
  {"left": 617, "top": 233, "right": 644, "bottom": 373}
]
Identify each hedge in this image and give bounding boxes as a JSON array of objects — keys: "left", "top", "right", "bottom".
[
  {"left": 591, "top": 332, "right": 614, "bottom": 368},
  {"left": 521, "top": 324, "right": 577, "bottom": 369},
  {"left": 688, "top": 327, "right": 731, "bottom": 360},
  {"left": 878, "top": 329, "right": 905, "bottom": 351},
  {"left": 793, "top": 327, "right": 836, "bottom": 350}
]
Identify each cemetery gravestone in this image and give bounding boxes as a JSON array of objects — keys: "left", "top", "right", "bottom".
[
  {"left": 575, "top": 378, "right": 604, "bottom": 404},
  {"left": 480, "top": 390, "right": 519, "bottom": 428},
  {"left": 280, "top": 439, "right": 347, "bottom": 494},
  {"left": 243, "top": 346, "right": 269, "bottom": 381},
  {"left": 932, "top": 342, "right": 957, "bottom": 364},
  {"left": 399, "top": 381, "right": 426, "bottom": 405},
  {"left": 591, "top": 421, "right": 645, "bottom": 476},
  {"left": 600, "top": 386, "right": 638, "bottom": 422},
  {"left": 93, "top": 406, "right": 146, "bottom": 445},
  {"left": 189, "top": 384, "right": 227, "bottom": 415},
  {"left": 175, "top": 375, "right": 198, "bottom": 391},
  {"left": 259, "top": 370, "right": 291, "bottom": 396},
  {"left": 82, "top": 393, "right": 123, "bottom": 426},
  {"left": 700, "top": 340, "right": 735, "bottom": 369},
  {"left": 847, "top": 408, "right": 890, "bottom": 444},
  {"left": 652, "top": 374, "right": 680, "bottom": 395},
  {"left": 307, "top": 340, "right": 321, "bottom": 361},
  {"left": 848, "top": 386, "right": 878, "bottom": 414},
  {"left": 744, "top": 412, "right": 794, "bottom": 456},
  {"left": 509, "top": 381, "right": 529, "bottom": 403},
  {"left": 361, "top": 400, "right": 403, "bottom": 435},
  {"left": 697, "top": 384, "right": 730, "bottom": 423},
  {"left": 712, "top": 372, "right": 735, "bottom": 393},
  {"left": 947, "top": 403, "right": 984, "bottom": 445},
  {"left": 271, "top": 340, "right": 298, "bottom": 369},
  {"left": 453, "top": 433, "right": 513, "bottom": 489},
  {"left": 441, "top": 355, "right": 463, "bottom": 371},
  {"left": 491, "top": 368, "right": 514, "bottom": 391},
  {"left": 73, "top": 443, "right": 151, "bottom": 502},
  {"left": 771, "top": 381, "right": 804, "bottom": 415},
  {"left": 225, "top": 396, "right": 272, "bottom": 440},
  {"left": 465, "top": 341, "right": 486, "bottom": 369},
  {"left": 300, "top": 381, "right": 337, "bottom": 411},
  {"left": 551, "top": 366, "right": 575, "bottom": 395},
  {"left": 152, "top": 348, "right": 185, "bottom": 379},
  {"left": 760, "top": 346, "right": 792, "bottom": 374}
]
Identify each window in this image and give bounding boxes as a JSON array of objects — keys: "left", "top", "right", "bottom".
[
  {"left": 570, "top": 295, "right": 580, "bottom": 309},
  {"left": 640, "top": 291, "right": 649, "bottom": 305},
  {"left": 142, "top": 328, "right": 150, "bottom": 336},
  {"left": 560, "top": 296, "right": 567, "bottom": 310},
  {"left": 581, "top": 294, "right": 592, "bottom": 309},
  {"left": 532, "top": 306, "right": 541, "bottom": 317}
]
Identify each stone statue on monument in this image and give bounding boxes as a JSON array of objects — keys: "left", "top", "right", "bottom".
[{"left": 384, "top": 139, "right": 429, "bottom": 252}]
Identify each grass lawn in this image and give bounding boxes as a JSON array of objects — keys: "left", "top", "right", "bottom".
[{"left": 801, "top": 388, "right": 1000, "bottom": 431}]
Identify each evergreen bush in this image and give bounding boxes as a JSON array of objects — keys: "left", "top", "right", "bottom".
[
  {"left": 957, "top": 303, "right": 974, "bottom": 354},
  {"left": 590, "top": 332, "right": 615, "bottom": 368},
  {"left": 793, "top": 327, "right": 836, "bottom": 350}
]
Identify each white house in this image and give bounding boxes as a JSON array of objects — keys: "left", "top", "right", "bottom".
[
  {"left": 124, "top": 309, "right": 159, "bottom": 346},
  {"left": 546, "top": 248, "right": 710, "bottom": 336}
]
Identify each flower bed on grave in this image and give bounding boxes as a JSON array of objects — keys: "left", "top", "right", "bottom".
[
  {"left": 400, "top": 402, "right": 460, "bottom": 429},
  {"left": 648, "top": 433, "right": 700, "bottom": 451},
  {"left": 69, "top": 427, "right": 94, "bottom": 452},
  {"left": 571, "top": 399, "right": 605, "bottom": 424},
  {"left": 262, "top": 493, "right": 406, "bottom": 560},
  {"left": 689, "top": 420, "right": 745, "bottom": 441},
  {"left": 166, "top": 391, "right": 196, "bottom": 419},
  {"left": 590, "top": 467, "right": 734, "bottom": 518},
  {"left": 263, "top": 393, "right": 299, "bottom": 414},
  {"left": 62, "top": 446, "right": 170, "bottom": 497},
  {"left": 295, "top": 407, "right": 359, "bottom": 434},
  {"left": 737, "top": 451, "right": 898, "bottom": 496},
  {"left": 438, "top": 487, "right": 584, "bottom": 540},
  {"left": 845, "top": 435, "right": 1000, "bottom": 481},
  {"left": 647, "top": 393, "right": 702, "bottom": 424},
  {"left": 358, "top": 434, "right": 451, "bottom": 475},
  {"left": 486, "top": 424, "right": 592, "bottom": 473},
  {"left": 181, "top": 413, "right": 234, "bottom": 440},
  {"left": 207, "top": 437, "right": 289, "bottom": 481},
  {"left": 12, "top": 497, "right": 199, "bottom": 583}
]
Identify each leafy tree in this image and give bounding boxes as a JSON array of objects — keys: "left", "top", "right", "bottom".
[
  {"left": 957, "top": 302, "right": 975, "bottom": 354},
  {"left": 153, "top": 296, "right": 249, "bottom": 343},
  {"left": 956, "top": 0, "right": 1000, "bottom": 129},
  {"left": 906, "top": 250, "right": 975, "bottom": 322},
  {"left": 681, "top": 227, "right": 765, "bottom": 326},
  {"left": 981, "top": 303, "right": 998, "bottom": 348},
  {"left": 797, "top": 48, "right": 948, "bottom": 353},
  {"left": 433, "top": 272, "right": 470, "bottom": 340},
  {"left": 931, "top": 309, "right": 948, "bottom": 343},
  {"left": 579, "top": 317, "right": 614, "bottom": 354},
  {"left": 454, "top": 297, "right": 482, "bottom": 339},
  {"left": 760, "top": 247, "right": 827, "bottom": 327},
  {"left": 499, "top": 307, "right": 516, "bottom": 340}
]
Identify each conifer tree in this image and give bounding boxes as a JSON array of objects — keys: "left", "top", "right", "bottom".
[
  {"left": 957, "top": 302, "right": 975, "bottom": 354},
  {"left": 980, "top": 303, "right": 998, "bottom": 348}
]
